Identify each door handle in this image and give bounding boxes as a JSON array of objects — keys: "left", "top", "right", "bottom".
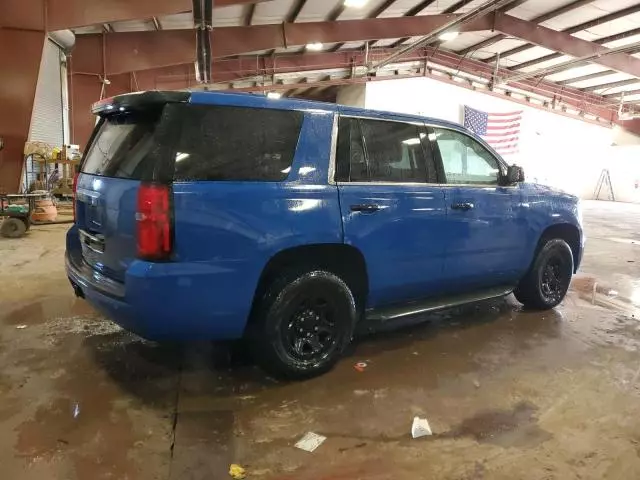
[
  {"left": 451, "top": 202, "right": 474, "bottom": 211},
  {"left": 350, "top": 204, "right": 381, "bottom": 213}
]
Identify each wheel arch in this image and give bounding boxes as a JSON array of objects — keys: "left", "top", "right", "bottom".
[
  {"left": 538, "top": 223, "right": 582, "bottom": 272},
  {"left": 248, "top": 243, "right": 369, "bottom": 324}
]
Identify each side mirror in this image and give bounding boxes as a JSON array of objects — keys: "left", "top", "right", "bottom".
[{"left": 503, "top": 164, "right": 524, "bottom": 185}]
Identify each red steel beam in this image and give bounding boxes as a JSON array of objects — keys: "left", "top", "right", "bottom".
[
  {"left": 157, "top": 68, "right": 620, "bottom": 131},
  {"left": 46, "top": 0, "right": 274, "bottom": 31},
  {"left": 485, "top": 3, "right": 640, "bottom": 64},
  {"left": 72, "top": 11, "right": 640, "bottom": 83},
  {"left": 119, "top": 49, "right": 619, "bottom": 118},
  {"left": 72, "top": 46, "right": 633, "bottom": 147},
  {"left": 73, "top": 14, "right": 493, "bottom": 75},
  {"left": 493, "top": 13, "right": 640, "bottom": 80},
  {"left": 511, "top": 26, "right": 640, "bottom": 72},
  {"left": 457, "top": 0, "right": 595, "bottom": 57}
]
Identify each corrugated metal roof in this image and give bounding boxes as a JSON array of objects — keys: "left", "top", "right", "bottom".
[{"left": 68, "top": 0, "right": 640, "bottom": 104}]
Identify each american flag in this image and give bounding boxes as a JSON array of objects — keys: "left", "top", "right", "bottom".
[{"left": 463, "top": 106, "right": 522, "bottom": 156}]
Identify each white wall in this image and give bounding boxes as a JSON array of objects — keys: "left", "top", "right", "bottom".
[
  {"left": 612, "top": 125, "right": 640, "bottom": 146},
  {"left": 336, "top": 77, "right": 640, "bottom": 203}
]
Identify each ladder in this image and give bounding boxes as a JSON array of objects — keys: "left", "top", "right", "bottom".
[{"left": 593, "top": 169, "right": 615, "bottom": 201}]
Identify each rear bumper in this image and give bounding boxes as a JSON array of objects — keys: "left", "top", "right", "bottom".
[
  {"left": 65, "top": 232, "right": 252, "bottom": 341},
  {"left": 66, "top": 253, "right": 125, "bottom": 298}
]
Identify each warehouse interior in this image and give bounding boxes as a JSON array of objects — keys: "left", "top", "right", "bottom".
[{"left": 2, "top": 0, "right": 640, "bottom": 478}]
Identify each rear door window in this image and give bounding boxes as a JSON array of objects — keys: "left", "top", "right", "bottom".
[
  {"left": 172, "top": 104, "right": 303, "bottom": 182},
  {"left": 81, "top": 109, "right": 165, "bottom": 180}
]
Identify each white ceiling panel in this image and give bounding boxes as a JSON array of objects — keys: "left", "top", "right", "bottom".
[
  {"left": 339, "top": 41, "right": 367, "bottom": 50},
  {"left": 541, "top": 0, "right": 640, "bottom": 31},
  {"left": 158, "top": 12, "right": 193, "bottom": 30},
  {"left": 415, "top": 0, "right": 468, "bottom": 15},
  {"left": 593, "top": 81, "right": 640, "bottom": 96},
  {"left": 571, "top": 14, "right": 640, "bottom": 41},
  {"left": 565, "top": 72, "right": 633, "bottom": 89},
  {"left": 505, "top": 0, "right": 572, "bottom": 21},
  {"left": 339, "top": 0, "right": 384, "bottom": 20},
  {"left": 297, "top": 0, "right": 341, "bottom": 22},
  {"left": 377, "top": 0, "right": 424, "bottom": 18},
  {"left": 111, "top": 20, "right": 153, "bottom": 32},
  {"left": 501, "top": 45, "right": 557, "bottom": 65},
  {"left": 252, "top": 0, "right": 292, "bottom": 25},
  {"left": 210, "top": 5, "right": 245, "bottom": 27},
  {"left": 619, "top": 95, "right": 640, "bottom": 104},
  {"left": 546, "top": 63, "right": 611, "bottom": 82},
  {"left": 600, "top": 32, "right": 640, "bottom": 49},
  {"left": 444, "top": 0, "right": 496, "bottom": 14},
  {"left": 470, "top": 38, "right": 528, "bottom": 60},
  {"left": 375, "top": 38, "right": 402, "bottom": 47},
  {"left": 74, "top": 26, "right": 102, "bottom": 34},
  {"left": 512, "top": 54, "right": 571, "bottom": 73},
  {"left": 443, "top": 31, "right": 497, "bottom": 51}
]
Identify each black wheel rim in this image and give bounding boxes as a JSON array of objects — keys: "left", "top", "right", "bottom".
[
  {"left": 540, "top": 254, "right": 569, "bottom": 304},
  {"left": 283, "top": 296, "right": 338, "bottom": 363}
]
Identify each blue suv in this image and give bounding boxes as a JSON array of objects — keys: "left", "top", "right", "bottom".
[{"left": 66, "top": 91, "right": 583, "bottom": 378}]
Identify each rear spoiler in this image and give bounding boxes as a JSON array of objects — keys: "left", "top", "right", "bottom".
[{"left": 92, "top": 91, "right": 190, "bottom": 115}]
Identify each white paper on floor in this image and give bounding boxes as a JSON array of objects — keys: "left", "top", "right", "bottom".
[
  {"left": 411, "top": 416, "right": 432, "bottom": 438},
  {"left": 295, "top": 432, "right": 327, "bottom": 452}
]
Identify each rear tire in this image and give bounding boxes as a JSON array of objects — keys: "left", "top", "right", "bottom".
[
  {"left": 1, "top": 218, "right": 27, "bottom": 238},
  {"left": 514, "top": 238, "right": 573, "bottom": 310},
  {"left": 248, "top": 269, "right": 357, "bottom": 380}
]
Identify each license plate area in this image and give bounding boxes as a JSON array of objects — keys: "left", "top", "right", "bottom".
[{"left": 79, "top": 229, "right": 105, "bottom": 269}]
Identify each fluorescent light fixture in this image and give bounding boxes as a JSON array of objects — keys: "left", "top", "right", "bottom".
[
  {"left": 438, "top": 31, "right": 459, "bottom": 42},
  {"left": 266, "top": 91, "right": 282, "bottom": 99},
  {"left": 306, "top": 42, "right": 324, "bottom": 51},
  {"left": 402, "top": 138, "right": 421, "bottom": 145},
  {"left": 344, "top": 0, "right": 368, "bottom": 7},
  {"left": 175, "top": 152, "right": 190, "bottom": 162}
]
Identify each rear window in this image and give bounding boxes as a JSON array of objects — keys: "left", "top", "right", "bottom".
[
  {"left": 81, "top": 110, "right": 165, "bottom": 180},
  {"left": 172, "top": 104, "right": 303, "bottom": 182}
]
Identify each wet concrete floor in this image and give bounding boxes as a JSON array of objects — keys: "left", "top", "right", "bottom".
[{"left": 1, "top": 200, "right": 640, "bottom": 479}]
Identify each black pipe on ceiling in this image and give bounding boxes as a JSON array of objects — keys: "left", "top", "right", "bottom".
[{"left": 193, "top": 0, "right": 213, "bottom": 84}]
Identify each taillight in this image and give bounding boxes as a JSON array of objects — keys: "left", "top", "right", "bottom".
[
  {"left": 72, "top": 172, "right": 79, "bottom": 222},
  {"left": 136, "top": 183, "right": 173, "bottom": 260}
]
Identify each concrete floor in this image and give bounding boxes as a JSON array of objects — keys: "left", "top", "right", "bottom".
[{"left": 1, "top": 200, "right": 640, "bottom": 480}]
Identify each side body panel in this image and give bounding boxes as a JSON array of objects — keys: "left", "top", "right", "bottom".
[
  {"left": 170, "top": 107, "right": 341, "bottom": 337},
  {"left": 339, "top": 183, "right": 448, "bottom": 306},
  {"left": 518, "top": 183, "right": 584, "bottom": 271},
  {"left": 442, "top": 184, "right": 528, "bottom": 289},
  {"left": 335, "top": 106, "right": 448, "bottom": 307}
]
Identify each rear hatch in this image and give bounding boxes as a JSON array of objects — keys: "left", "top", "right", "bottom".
[{"left": 74, "top": 92, "right": 187, "bottom": 282}]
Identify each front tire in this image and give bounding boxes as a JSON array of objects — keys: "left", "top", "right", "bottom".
[
  {"left": 248, "top": 269, "right": 357, "bottom": 380},
  {"left": 514, "top": 238, "right": 574, "bottom": 310},
  {"left": 1, "top": 217, "right": 27, "bottom": 238}
]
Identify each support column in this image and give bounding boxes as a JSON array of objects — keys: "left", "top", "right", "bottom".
[{"left": 0, "top": 28, "right": 46, "bottom": 193}]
